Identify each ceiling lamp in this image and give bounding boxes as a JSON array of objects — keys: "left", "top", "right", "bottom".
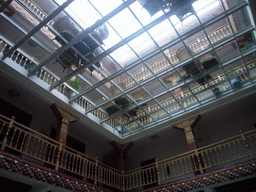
[
  {"left": 8, "top": 89, "right": 20, "bottom": 97},
  {"left": 138, "top": 0, "right": 197, "bottom": 22},
  {"left": 150, "top": 135, "right": 159, "bottom": 140}
]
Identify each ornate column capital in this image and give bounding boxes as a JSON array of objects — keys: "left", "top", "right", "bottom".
[
  {"left": 51, "top": 104, "right": 79, "bottom": 122},
  {"left": 173, "top": 115, "right": 201, "bottom": 130},
  {"left": 110, "top": 141, "right": 134, "bottom": 171}
]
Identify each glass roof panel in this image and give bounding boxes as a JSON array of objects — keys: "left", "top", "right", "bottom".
[
  {"left": 21, "top": 40, "right": 50, "bottom": 64},
  {"left": 44, "top": 59, "right": 67, "bottom": 79},
  {"left": 221, "top": 0, "right": 244, "bottom": 11},
  {"left": 196, "top": 51, "right": 219, "bottom": 73},
  {"left": 127, "top": 63, "right": 153, "bottom": 83},
  {"left": 101, "top": 23, "right": 123, "bottom": 48},
  {"left": 140, "top": 115, "right": 154, "bottom": 126},
  {"left": 236, "top": 32, "right": 256, "bottom": 54},
  {"left": 146, "top": 53, "right": 171, "bottom": 75},
  {"left": 208, "top": 68, "right": 226, "bottom": 87},
  {"left": 7, "top": 0, "right": 57, "bottom": 36},
  {"left": 128, "top": 1, "right": 164, "bottom": 26},
  {"left": 215, "top": 40, "right": 240, "bottom": 63},
  {"left": 0, "top": 18, "right": 24, "bottom": 46},
  {"left": 5, "top": 0, "right": 256, "bottom": 134},
  {"left": 184, "top": 30, "right": 210, "bottom": 55},
  {"left": 113, "top": 72, "right": 137, "bottom": 91},
  {"left": 84, "top": 89, "right": 106, "bottom": 105},
  {"left": 135, "top": 106, "right": 149, "bottom": 119},
  {"left": 160, "top": 68, "right": 186, "bottom": 88},
  {"left": 128, "top": 87, "right": 150, "bottom": 102},
  {"left": 79, "top": 67, "right": 106, "bottom": 85},
  {"left": 158, "top": 94, "right": 181, "bottom": 115},
  {"left": 66, "top": 76, "right": 89, "bottom": 94},
  {"left": 90, "top": 0, "right": 123, "bottom": 17},
  {"left": 124, "top": 121, "right": 141, "bottom": 131},
  {"left": 128, "top": 32, "right": 158, "bottom": 58},
  {"left": 188, "top": 81, "right": 201, "bottom": 94},
  {"left": 156, "top": 93, "right": 174, "bottom": 110},
  {"left": 151, "top": 108, "right": 168, "bottom": 121},
  {"left": 205, "top": 18, "right": 232, "bottom": 46},
  {"left": 59, "top": 0, "right": 102, "bottom": 29},
  {"left": 102, "top": 101, "right": 117, "bottom": 116},
  {"left": 194, "top": 88, "right": 215, "bottom": 103},
  {"left": 245, "top": 53, "right": 256, "bottom": 81},
  {"left": 108, "top": 8, "right": 142, "bottom": 39},
  {"left": 170, "top": 14, "right": 200, "bottom": 36},
  {"left": 143, "top": 79, "right": 166, "bottom": 97},
  {"left": 181, "top": 90, "right": 199, "bottom": 109},
  {"left": 98, "top": 81, "right": 121, "bottom": 98},
  {"left": 100, "top": 56, "right": 122, "bottom": 76},
  {"left": 224, "top": 59, "right": 246, "bottom": 82},
  {"left": 110, "top": 44, "right": 139, "bottom": 67},
  {"left": 193, "top": 0, "right": 224, "bottom": 24},
  {"left": 216, "top": 80, "right": 232, "bottom": 95},
  {"left": 165, "top": 42, "right": 187, "bottom": 66},
  {"left": 148, "top": 19, "right": 178, "bottom": 47},
  {"left": 144, "top": 99, "right": 159, "bottom": 113},
  {"left": 230, "top": 7, "right": 252, "bottom": 34},
  {"left": 105, "top": 119, "right": 120, "bottom": 128},
  {"left": 170, "top": 87, "right": 186, "bottom": 108}
]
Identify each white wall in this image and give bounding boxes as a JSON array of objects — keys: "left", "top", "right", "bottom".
[
  {"left": 194, "top": 92, "right": 256, "bottom": 148},
  {"left": 127, "top": 91, "right": 256, "bottom": 171},
  {"left": 127, "top": 128, "right": 189, "bottom": 170},
  {"left": 68, "top": 121, "right": 113, "bottom": 162}
]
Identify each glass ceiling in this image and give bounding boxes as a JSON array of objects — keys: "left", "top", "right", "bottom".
[{"left": 1, "top": 0, "right": 256, "bottom": 137}]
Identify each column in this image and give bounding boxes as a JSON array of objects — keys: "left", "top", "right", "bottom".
[
  {"left": 50, "top": 104, "right": 79, "bottom": 145},
  {"left": 173, "top": 115, "right": 205, "bottom": 175},
  {"left": 57, "top": 117, "right": 70, "bottom": 145},
  {"left": 110, "top": 141, "right": 134, "bottom": 171}
]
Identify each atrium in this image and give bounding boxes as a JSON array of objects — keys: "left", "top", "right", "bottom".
[
  {"left": 0, "top": 0, "right": 256, "bottom": 140},
  {"left": 1, "top": 0, "right": 256, "bottom": 191}
]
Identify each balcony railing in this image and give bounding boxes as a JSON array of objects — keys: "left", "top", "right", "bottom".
[
  {"left": 0, "top": 114, "right": 256, "bottom": 191},
  {"left": 0, "top": 114, "right": 123, "bottom": 190},
  {"left": 123, "top": 130, "right": 256, "bottom": 190}
]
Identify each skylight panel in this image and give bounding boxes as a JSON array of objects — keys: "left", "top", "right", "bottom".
[
  {"left": 102, "top": 23, "right": 122, "bottom": 48},
  {"left": 89, "top": 0, "right": 123, "bottom": 16},
  {"left": 55, "top": 0, "right": 101, "bottom": 29},
  {"left": 129, "top": 1, "right": 164, "bottom": 26},
  {"left": 110, "top": 44, "right": 139, "bottom": 66},
  {"left": 108, "top": 8, "right": 142, "bottom": 39},
  {"left": 54, "top": 0, "right": 224, "bottom": 68},
  {"left": 128, "top": 32, "right": 158, "bottom": 58},
  {"left": 192, "top": 0, "right": 218, "bottom": 12},
  {"left": 148, "top": 19, "right": 178, "bottom": 47}
]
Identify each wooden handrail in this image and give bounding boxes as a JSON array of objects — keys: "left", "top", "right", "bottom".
[
  {"left": 0, "top": 114, "right": 59, "bottom": 145},
  {"left": 0, "top": 113, "right": 256, "bottom": 190}
]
